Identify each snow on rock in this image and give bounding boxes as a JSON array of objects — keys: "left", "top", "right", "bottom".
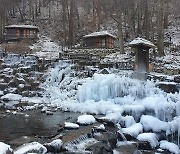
[
  {"left": 77, "top": 115, "right": 96, "bottom": 125},
  {"left": 94, "top": 124, "right": 106, "bottom": 130},
  {"left": 41, "top": 106, "right": 49, "bottom": 113},
  {"left": 14, "top": 142, "right": 47, "bottom": 154},
  {"left": 122, "top": 116, "right": 136, "bottom": 128},
  {"left": 65, "top": 122, "right": 79, "bottom": 129},
  {"left": 160, "top": 140, "right": 180, "bottom": 154},
  {"left": 0, "top": 142, "right": 13, "bottom": 154},
  {"left": 140, "top": 115, "right": 168, "bottom": 132},
  {"left": 121, "top": 123, "right": 143, "bottom": 138},
  {"left": 45, "top": 139, "right": 63, "bottom": 152},
  {"left": 167, "top": 116, "right": 180, "bottom": 135},
  {"left": 1, "top": 93, "right": 22, "bottom": 101},
  {"left": 137, "top": 133, "right": 159, "bottom": 148},
  {"left": 0, "top": 90, "right": 4, "bottom": 96}
]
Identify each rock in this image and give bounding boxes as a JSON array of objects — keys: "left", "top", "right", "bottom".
[
  {"left": 64, "top": 122, "right": 79, "bottom": 129},
  {"left": 137, "top": 133, "right": 159, "bottom": 149},
  {"left": 14, "top": 142, "right": 47, "bottom": 154},
  {"left": 157, "top": 82, "right": 179, "bottom": 93},
  {"left": 96, "top": 117, "right": 115, "bottom": 127},
  {"left": 46, "top": 111, "right": 53, "bottom": 115},
  {"left": 1, "top": 93, "right": 22, "bottom": 101},
  {"left": 44, "top": 139, "right": 63, "bottom": 153},
  {"left": 137, "top": 141, "right": 153, "bottom": 151},
  {"left": 41, "top": 106, "right": 48, "bottom": 113},
  {"left": 77, "top": 115, "right": 96, "bottom": 125},
  {"left": 118, "top": 132, "right": 136, "bottom": 141},
  {"left": 99, "top": 68, "right": 110, "bottom": 74},
  {"left": 86, "top": 141, "right": 112, "bottom": 154},
  {"left": 4, "top": 75, "right": 13, "bottom": 83},
  {"left": 0, "top": 142, "right": 13, "bottom": 154},
  {"left": 93, "top": 131, "right": 118, "bottom": 149},
  {"left": 115, "top": 141, "right": 138, "bottom": 154},
  {"left": 93, "top": 124, "right": 106, "bottom": 133},
  {"left": 174, "top": 75, "right": 180, "bottom": 83},
  {"left": 0, "top": 83, "right": 8, "bottom": 91},
  {"left": 30, "top": 81, "right": 40, "bottom": 90}
]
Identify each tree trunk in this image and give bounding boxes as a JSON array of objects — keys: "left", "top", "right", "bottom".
[
  {"left": 61, "top": 0, "right": 68, "bottom": 45},
  {"left": 157, "top": 0, "right": 165, "bottom": 56},
  {"left": 118, "top": 13, "right": 125, "bottom": 54},
  {"left": 68, "top": 0, "right": 76, "bottom": 46}
]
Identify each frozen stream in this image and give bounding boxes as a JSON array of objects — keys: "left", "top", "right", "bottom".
[{"left": 0, "top": 64, "right": 180, "bottom": 153}]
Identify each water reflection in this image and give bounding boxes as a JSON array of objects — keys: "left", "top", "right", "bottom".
[{"left": 0, "top": 110, "right": 80, "bottom": 142}]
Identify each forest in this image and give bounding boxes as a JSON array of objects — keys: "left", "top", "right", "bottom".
[{"left": 0, "top": 0, "right": 180, "bottom": 56}]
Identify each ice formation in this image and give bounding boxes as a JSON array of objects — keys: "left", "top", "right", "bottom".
[{"left": 41, "top": 65, "right": 180, "bottom": 148}]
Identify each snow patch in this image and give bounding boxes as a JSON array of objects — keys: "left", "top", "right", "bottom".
[
  {"left": 77, "top": 115, "right": 96, "bottom": 125},
  {"left": 137, "top": 133, "right": 159, "bottom": 148},
  {"left": 65, "top": 122, "right": 79, "bottom": 129},
  {"left": 122, "top": 123, "right": 143, "bottom": 137},
  {"left": 160, "top": 140, "right": 180, "bottom": 154},
  {"left": 0, "top": 142, "right": 13, "bottom": 154}
]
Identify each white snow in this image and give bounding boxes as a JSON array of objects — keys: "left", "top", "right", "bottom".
[
  {"left": 1, "top": 93, "right": 22, "bottom": 101},
  {"left": 140, "top": 115, "right": 168, "bottom": 132},
  {"left": 84, "top": 31, "right": 116, "bottom": 39},
  {"left": 122, "top": 116, "right": 136, "bottom": 128},
  {"left": 65, "top": 122, "right": 79, "bottom": 129},
  {"left": 160, "top": 140, "right": 180, "bottom": 154},
  {"left": 0, "top": 142, "right": 13, "bottom": 154},
  {"left": 14, "top": 142, "right": 47, "bottom": 154},
  {"left": 129, "top": 37, "right": 156, "bottom": 48},
  {"left": 77, "top": 115, "right": 96, "bottom": 125},
  {"left": 121, "top": 123, "right": 143, "bottom": 137},
  {"left": 0, "top": 90, "right": 3, "bottom": 96},
  {"left": 47, "top": 139, "right": 63, "bottom": 150},
  {"left": 30, "top": 36, "right": 61, "bottom": 60},
  {"left": 94, "top": 124, "right": 106, "bottom": 130},
  {"left": 5, "top": 24, "right": 39, "bottom": 29},
  {"left": 137, "top": 133, "right": 159, "bottom": 148}
]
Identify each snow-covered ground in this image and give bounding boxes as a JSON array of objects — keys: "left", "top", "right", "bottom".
[{"left": 30, "top": 35, "right": 62, "bottom": 60}]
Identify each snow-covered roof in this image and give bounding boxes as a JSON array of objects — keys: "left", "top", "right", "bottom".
[
  {"left": 83, "top": 31, "right": 116, "bottom": 39},
  {"left": 129, "top": 37, "right": 155, "bottom": 48},
  {"left": 5, "top": 25, "right": 39, "bottom": 30}
]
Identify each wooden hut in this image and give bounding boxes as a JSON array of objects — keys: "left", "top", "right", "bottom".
[
  {"left": 83, "top": 31, "right": 116, "bottom": 48},
  {"left": 4, "top": 25, "right": 39, "bottom": 41},
  {"left": 129, "top": 37, "right": 155, "bottom": 73}
]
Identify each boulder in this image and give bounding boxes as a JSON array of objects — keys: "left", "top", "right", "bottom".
[
  {"left": 77, "top": 115, "right": 96, "bottom": 125},
  {"left": 137, "top": 141, "right": 152, "bottom": 150},
  {"left": 86, "top": 141, "right": 112, "bottom": 154},
  {"left": 44, "top": 139, "right": 63, "bottom": 153},
  {"left": 174, "top": 75, "right": 180, "bottom": 83},
  {"left": 0, "top": 142, "right": 13, "bottom": 154},
  {"left": 0, "top": 83, "right": 8, "bottom": 91},
  {"left": 115, "top": 141, "right": 138, "bottom": 154},
  {"left": 14, "top": 142, "right": 47, "bottom": 154},
  {"left": 157, "top": 82, "right": 179, "bottom": 93},
  {"left": 93, "top": 131, "right": 118, "bottom": 149}
]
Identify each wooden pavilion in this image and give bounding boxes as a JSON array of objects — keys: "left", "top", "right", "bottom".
[
  {"left": 83, "top": 31, "right": 116, "bottom": 49},
  {"left": 4, "top": 25, "right": 39, "bottom": 41}
]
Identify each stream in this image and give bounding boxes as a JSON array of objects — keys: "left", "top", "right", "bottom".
[{"left": 0, "top": 109, "right": 80, "bottom": 144}]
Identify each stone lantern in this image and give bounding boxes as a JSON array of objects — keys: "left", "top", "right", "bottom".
[{"left": 129, "top": 38, "right": 155, "bottom": 80}]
